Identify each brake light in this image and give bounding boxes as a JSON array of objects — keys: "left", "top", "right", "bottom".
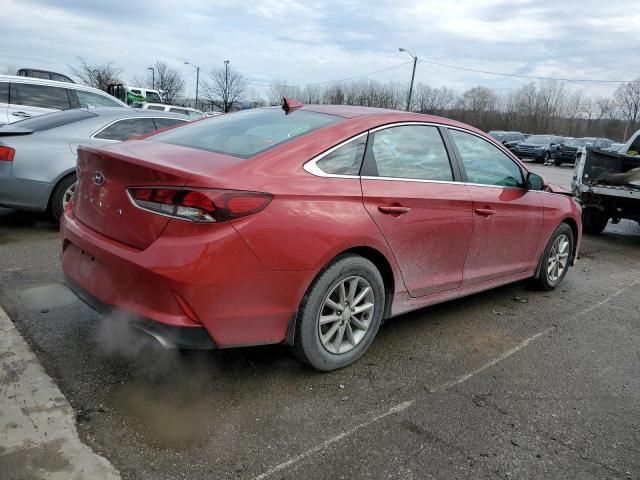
[
  {"left": 128, "top": 188, "right": 272, "bottom": 223},
  {"left": 0, "top": 146, "right": 15, "bottom": 162}
]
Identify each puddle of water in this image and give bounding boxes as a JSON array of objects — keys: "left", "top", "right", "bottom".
[{"left": 18, "top": 283, "right": 78, "bottom": 310}]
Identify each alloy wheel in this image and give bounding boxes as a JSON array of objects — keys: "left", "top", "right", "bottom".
[
  {"left": 62, "top": 181, "right": 76, "bottom": 210},
  {"left": 547, "top": 234, "right": 570, "bottom": 282},
  {"left": 317, "top": 275, "right": 375, "bottom": 355}
]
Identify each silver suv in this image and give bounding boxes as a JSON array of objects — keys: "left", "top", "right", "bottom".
[{"left": 0, "top": 75, "right": 127, "bottom": 124}]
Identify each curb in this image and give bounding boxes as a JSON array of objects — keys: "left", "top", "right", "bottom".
[{"left": 0, "top": 306, "right": 120, "bottom": 479}]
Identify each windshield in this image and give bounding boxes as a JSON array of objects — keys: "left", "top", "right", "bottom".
[
  {"left": 146, "top": 92, "right": 162, "bottom": 103},
  {"left": 526, "top": 135, "right": 553, "bottom": 144},
  {"left": 489, "top": 132, "right": 505, "bottom": 141},
  {"left": 151, "top": 108, "right": 342, "bottom": 158}
]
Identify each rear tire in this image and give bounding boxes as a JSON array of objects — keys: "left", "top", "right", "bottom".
[
  {"left": 532, "top": 223, "right": 574, "bottom": 291},
  {"left": 293, "top": 255, "right": 385, "bottom": 371},
  {"left": 50, "top": 174, "right": 76, "bottom": 222},
  {"left": 582, "top": 207, "right": 608, "bottom": 234},
  {"left": 554, "top": 158, "right": 562, "bottom": 166}
]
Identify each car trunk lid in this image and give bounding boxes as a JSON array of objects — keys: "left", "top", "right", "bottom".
[{"left": 73, "top": 141, "right": 241, "bottom": 249}]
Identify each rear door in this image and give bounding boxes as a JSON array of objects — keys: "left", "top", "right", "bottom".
[
  {"left": 360, "top": 124, "right": 474, "bottom": 297},
  {"left": 8, "top": 83, "right": 72, "bottom": 122},
  {"left": 446, "top": 128, "right": 544, "bottom": 285}
]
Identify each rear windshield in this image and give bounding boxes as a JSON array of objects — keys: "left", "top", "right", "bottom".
[
  {"left": 10, "top": 109, "right": 97, "bottom": 132},
  {"left": 150, "top": 108, "right": 342, "bottom": 158}
]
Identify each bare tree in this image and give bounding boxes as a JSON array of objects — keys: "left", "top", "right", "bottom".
[
  {"left": 130, "top": 61, "right": 184, "bottom": 103},
  {"left": 69, "top": 56, "right": 122, "bottom": 92},
  {"left": 615, "top": 78, "right": 640, "bottom": 139},
  {"left": 266, "top": 81, "right": 302, "bottom": 105},
  {"left": 203, "top": 64, "right": 248, "bottom": 113},
  {"left": 1, "top": 65, "right": 18, "bottom": 75}
]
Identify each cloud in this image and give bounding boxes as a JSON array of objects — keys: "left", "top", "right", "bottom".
[{"left": 1, "top": 0, "right": 636, "bottom": 99}]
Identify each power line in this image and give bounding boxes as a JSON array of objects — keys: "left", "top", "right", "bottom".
[
  {"left": 247, "top": 61, "right": 412, "bottom": 88},
  {"left": 417, "top": 58, "right": 632, "bottom": 84}
]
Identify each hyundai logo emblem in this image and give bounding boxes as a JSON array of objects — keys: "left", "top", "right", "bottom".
[{"left": 92, "top": 171, "right": 106, "bottom": 186}]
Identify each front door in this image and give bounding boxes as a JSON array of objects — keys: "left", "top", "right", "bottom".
[
  {"left": 447, "top": 128, "right": 544, "bottom": 285},
  {"left": 361, "top": 124, "right": 474, "bottom": 297}
]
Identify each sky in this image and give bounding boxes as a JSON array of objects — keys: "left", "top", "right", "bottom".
[{"left": 1, "top": 0, "right": 638, "bottom": 100}]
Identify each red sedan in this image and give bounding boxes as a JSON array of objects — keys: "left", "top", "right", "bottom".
[{"left": 61, "top": 102, "right": 581, "bottom": 371}]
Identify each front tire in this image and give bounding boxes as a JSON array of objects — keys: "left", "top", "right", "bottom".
[
  {"left": 541, "top": 151, "right": 550, "bottom": 164},
  {"left": 293, "top": 255, "right": 385, "bottom": 371},
  {"left": 50, "top": 174, "right": 76, "bottom": 222},
  {"left": 532, "top": 223, "right": 574, "bottom": 291}
]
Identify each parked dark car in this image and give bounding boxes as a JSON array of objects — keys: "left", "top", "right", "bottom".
[
  {"left": 513, "top": 135, "right": 565, "bottom": 163},
  {"left": 488, "top": 131, "right": 525, "bottom": 152},
  {"left": 556, "top": 138, "right": 614, "bottom": 166}
]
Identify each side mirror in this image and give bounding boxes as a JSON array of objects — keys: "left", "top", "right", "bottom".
[{"left": 527, "top": 172, "right": 545, "bottom": 191}]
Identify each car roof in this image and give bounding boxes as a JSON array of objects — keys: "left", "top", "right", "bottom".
[
  {"left": 0, "top": 75, "right": 127, "bottom": 104},
  {"left": 88, "top": 108, "right": 189, "bottom": 119},
  {"left": 143, "top": 103, "right": 201, "bottom": 113}
]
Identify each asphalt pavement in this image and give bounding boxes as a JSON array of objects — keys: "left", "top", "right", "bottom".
[{"left": 0, "top": 164, "right": 639, "bottom": 479}]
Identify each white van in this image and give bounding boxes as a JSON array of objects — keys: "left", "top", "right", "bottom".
[{"left": 0, "top": 75, "right": 127, "bottom": 124}]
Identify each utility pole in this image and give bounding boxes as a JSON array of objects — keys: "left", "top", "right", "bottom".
[
  {"left": 184, "top": 61, "right": 200, "bottom": 109},
  {"left": 399, "top": 48, "right": 418, "bottom": 111},
  {"left": 148, "top": 67, "right": 155, "bottom": 90},
  {"left": 224, "top": 60, "right": 229, "bottom": 112}
]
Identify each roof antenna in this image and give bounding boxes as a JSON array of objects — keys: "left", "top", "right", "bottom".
[{"left": 282, "top": 97, "right": 303, "bottom": 114}]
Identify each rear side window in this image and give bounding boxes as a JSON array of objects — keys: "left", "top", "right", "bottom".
[
  {"left": 9, "top": 109, "right": 97, "bottom": 131},
  {"left": 76, "top": 90, "right": 122, "bottom": 108},
  {"left": 169, "top": 108, "right": 189, "bottom": 115},
  {"left": 147, "top": 105, "right": 165, "bottom": 111},
  {"left": 94, "top": 118, "right": 157, "bottom": 141},
  {"left": 369, "top": 125, "right": 453, "bottom": 181},
  {"left": 151, "top": 108, "right": 341, "bottom": 158},
  {"left": 153, "top": 118, "right": 187, "bottom": 130},
  {"left": 0, "top": 82, "right": 8, "bottom": 104},
  {"left": 11, "top": 83, "right": 72, "bottom": 110},
  {"left": 316, "top": 135, "right": 367, "bottom": 175},
  {"left": 449, "top": 129, "right": 524, "bottom": 187}
]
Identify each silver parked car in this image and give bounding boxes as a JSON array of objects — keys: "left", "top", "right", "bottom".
[{"left": 0, "top": 108, "right": 189, "bottom": 220}]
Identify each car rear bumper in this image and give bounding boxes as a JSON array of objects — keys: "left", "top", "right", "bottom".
[
  {"left": 0, "top": 168, "right": 52, "bottom": 211},
  {"left": 65, "top": 274, "right": 216, "bottom": 349},
  {"left": 60, "top": 207, "right": 311, "bottom": 349}
]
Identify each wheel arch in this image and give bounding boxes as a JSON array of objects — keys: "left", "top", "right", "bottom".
[
  {"left": 560, "top": 217, "right": 579, "bottom": 264},
  {"left": 47, "top": 169, "right": 76, "bottom": 209},
  {"left": 285, "top": 245, "right": 398, "bottom": 346}
]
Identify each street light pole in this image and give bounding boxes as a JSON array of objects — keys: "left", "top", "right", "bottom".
[
  {"left": 399, "top": 48, "right": 417, "bottom": 111},
  {"left": 148, "top": 67, "right": 155, "bottom": 90},
  {"left": 184, "top": 61, "right": 200, "bottom": 109},
  {"left": 224, "top": 60, "right": 229, "bottom": 112}
]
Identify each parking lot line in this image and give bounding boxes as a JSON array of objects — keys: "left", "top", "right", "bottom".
[
  {"left": 254, "top": 278, "right": 639, "bottom": 479},
  {"left": 254, "top": 400, "right": 415, "bottom": 480}
]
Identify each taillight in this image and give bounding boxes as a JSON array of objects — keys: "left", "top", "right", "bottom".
[
  {"left": 127, "top": 188, "right": 272, "bottom": 223},
  {"left": 0, "top": 146, "right": 15, "bottom": 162}
]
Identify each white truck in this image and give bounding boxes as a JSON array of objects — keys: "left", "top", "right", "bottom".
[{"left": 572, "top": 130, "right": 640, "bottom": 233}]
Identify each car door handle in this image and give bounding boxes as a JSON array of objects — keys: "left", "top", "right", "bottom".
[
  {"left": 12, "top": 111, "right": 31, "bottom": 118},
  {"left": 474, "top": 208, "right": 497, "bottom": 216},
  {"left": 378, "top": 206, "right": 411, "bottom": 215}
]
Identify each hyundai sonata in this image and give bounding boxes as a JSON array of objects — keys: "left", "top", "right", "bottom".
[{"left": 61, "top": 101, "right": 581, "bottom": 371}]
